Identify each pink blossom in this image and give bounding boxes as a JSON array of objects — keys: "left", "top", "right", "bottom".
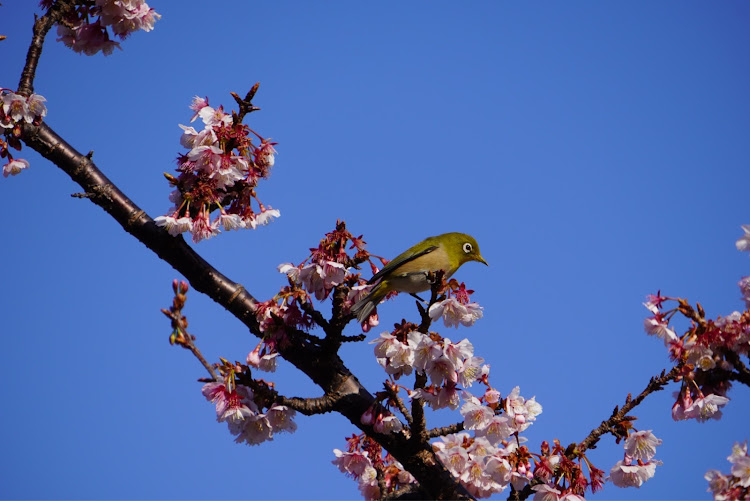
[
  {"left": 443, "top": 338, "right": 474, "bottom": 367},
  {"left": 484, "top": 388, "right": 501, "bottom": 404},
  {"left": 234, "top": 414, "right": 273, "bottom": 445},
  {"left": 728, "top": 441, "right": 748, "bottom": 463},
  {"left": 408, "top": 331, "right": 440, "bottom": 372},
  {"left": 57, "top": 21, "right": 120, "bottom": 56},
  {"left": 201, "top": 381, "right": 258, "bottom": 423},
  {"left": 3, "top": 158, "right": 30, "bottom": 177},
  {"left": 190, "top": 211, "right": 219, "bottom": 242},
  {"left": 266, "top": 404, "right": 297, "bottom": 433},
  {"left": 217, "top": 213, "right": 244, "bottom": 231},
  {"left": 644, "top": 315, "right": 678, "bottom": 345},
  {"left": 476, "top": 415, "right": 515, "bottom": 445},
  {"left": 253, "top": 208, "right": 280, "bottom": 227},
  {"left": 532, "top": 483, "right": 563, "bottom": 501},
  {"left": 686, "top": 343, "right": 716, "bottom": 371},
  {"left": 736, "top": 225, "right": 750, "bottom": 252},
  {"left": 672, "top": 393, "right": 730, "bottom": 422},
  {"left": 154, "top": 215, "right": 196, "bottom": 237},
  {"left": 460, "top": 458, "right": 495, "bottom": 497},
  {"left": 730, "top": 456, "right": 750, "bottom": 488},
  {"left": 189, "top": 96, "right": 209, "bottom": 122},
  {"left": 624, "top": 430, "right": 662, "bottom": 462},
  {"left": 295, "top": 260, "right": 347, "bottom": 300},
  {"left": 739, "top": 276, "right": 750, "bottom": 309},
  {"left": 246, "top": 340, "right": 279, "bottom": 372},
  {"left": 434, "top": 435, "right": 470, "bottom": 476},
  {"left": 505, "top": 386, "right": 542, "bottom": 432},
  {"left": 460, "top": 397, "right": 494, "bottom": 430},
  {"left": 426, "top": 352, "right": 458, "bottom": 386},
  {"left": 373, "top": 413, "right": 403, "bottom": 434},
  {"left": 26, "top": 93, "right": 47, "bottom": 119},
  {"left": 609, "top": 459, "right": 659, "bottom": 488},
  {"left": 704, "top": 469, "right": 730, "bottom": 497},
  {"left": 1, "top": 91, "right": 28, "bottom": 122},
  {"left": 198, "top": 105, "right": 231, "bottom": 127},
  {"left": 361, "top": 311, "right": 379, "bottom": 332},
  {"left": 371, "top": 332, "right": 414, "bottom": 378},
  {"left": 429, "top": 297, "right": 483, "bottom": 328},
  {"left": 357, "top": 465, "right": 380, "bottom": 500},
  {"left": 187, "top": 144, "right": 223, "bottom": 173},
  {"left": 345, "top": 284, "right": 373, "bottom": 310},
  {"left": 255, "top": 139, "right": 277, "bottom": 175},
  {"left": 466, "top": 436, "right": 497, "bottom": 458},
  {"left": 457, "top": 355, "right": 487, "bottom": 387},
  {"left": 332, "top": 449, "right": 372, "bottom": 478},
  {"left": 484, "top": 454, "right": 512, "bottom": 485}
]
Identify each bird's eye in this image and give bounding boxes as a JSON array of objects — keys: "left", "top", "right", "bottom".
[{"left": 463, "top": 242, "right": 473, "bottom": 254}]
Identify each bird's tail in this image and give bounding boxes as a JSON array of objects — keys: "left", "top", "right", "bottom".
[{"left": 351, "top": 282, "right": 387, "bottom": 324}]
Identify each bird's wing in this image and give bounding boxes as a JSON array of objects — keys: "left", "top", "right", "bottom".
[{"left": 368, "top": 245, "right": 439, "bottom": 284}]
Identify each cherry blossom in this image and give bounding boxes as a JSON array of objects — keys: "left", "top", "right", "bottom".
[
  {"left": 609, "top": 459, "right": 660, "bottom": 488},
  {"left": 623, "top": 430, "right": 662, "bottom": 462},
  {"left": 736, "top": 225, "right": 750, "bottom": 252},
  {"left": 3, "top": 158, "right": 30, "bottom": 178},
  {"left": 51, "top": 0, "right": 160, "bottom": 56}
]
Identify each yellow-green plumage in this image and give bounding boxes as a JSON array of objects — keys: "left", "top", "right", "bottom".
[{"left": 351, "top": 232, "right": 488, "bottom": 323}]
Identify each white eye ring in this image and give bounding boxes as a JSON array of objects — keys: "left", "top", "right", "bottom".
[{"left": 463, "top": 242, "right": 473, "bottom": 254}]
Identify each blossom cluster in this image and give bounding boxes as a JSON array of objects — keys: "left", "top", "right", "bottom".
[
  {"left": 1, "top": 90, "right": 47, "bottom": 177},
  {"left": 277, "top": 222, "right": 383, "bottom": 327},
  {"left": 435, "top": 433, "right": 609, "bottom": 499},
  {"left": 645, "top": 293, "right": 741, "bottom": 422},
  {"left": 705, "top": 441, "right": 750, "bottom": 500},
  {"left": 609, "top": 430, "right": 662, "bottom": 488},
  {"left": 45, "top": 0, "right": 161, "bottom": 56},
  {"left": 155, "top": 96, "right": 279, "bottom": 242},
  {"left": 428, "top": 280, "right": 484, "bottom": 328},
  {"left": 249, "top": 286, "right": 316, "bottom": 370},
  {"left": 641, "top": 227, "right": 750, "bottom": 424},
  {"left": 371, "top": 325, "right": 489, "bottom": 410},
  {"left": 201, "top": 377, "right": 297, "bottom": 446},
  {"left": 427, "top": 388, "right": 542, "bottom": 497},
  {"left": 333, "top": 434, "right": 416, "bottom": 500},
  {"left": 433, "top": 432, "right": 517, "bottom": 497}
]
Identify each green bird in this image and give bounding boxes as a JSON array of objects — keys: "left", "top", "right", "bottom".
[{"left": 351, "top": 232, "right": 488, "bottom": 323}]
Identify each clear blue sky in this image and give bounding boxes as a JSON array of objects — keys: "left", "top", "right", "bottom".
[{"left": 2, "top": 2, "right": 749, "bottom": 499}]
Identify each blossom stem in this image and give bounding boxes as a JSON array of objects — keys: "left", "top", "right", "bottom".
[{"left": 385, "top": 382, "right": 413, "bottom": 427}]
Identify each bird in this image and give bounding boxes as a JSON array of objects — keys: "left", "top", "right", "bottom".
[{"left": 351, "top": 232, "right": 488, "bottom": 323}]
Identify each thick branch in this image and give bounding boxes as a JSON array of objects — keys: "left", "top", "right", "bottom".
[
  {"left": 20, "top": 120, "right": 470, "bottom": 499},
  {"left": 278, "top": 394, "right": 339, "bottom": 415}
]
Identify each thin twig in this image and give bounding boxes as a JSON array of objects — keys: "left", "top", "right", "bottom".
[
  {"left": 186, "top": 342, "right": 219, "bottom": 380},
  {"left": 577, "top": 364, "right": 681, "bottom": 454},
  {"left": 386, "top": 383, "right": 413, "bottom": 427},
  {"left": 427, "top": 422, "right": 465, "bottom": 439}
]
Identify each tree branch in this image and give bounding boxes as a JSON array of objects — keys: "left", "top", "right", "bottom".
[
  {"left": 577, "top": 364, "right": 681, "bottom": 454},
  {"left": 20, "top": 119, "right": 471, "bottom": 499},
  {"left": 17, "top": 0, "right": 75, "bottom": 96},
  {"left": 428, "top": 422, "right": 465, "bottom": 439}
]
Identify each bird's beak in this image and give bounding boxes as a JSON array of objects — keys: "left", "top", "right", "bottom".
[{"left": 477, "top": 255, "right": 489, "bottom": 266}]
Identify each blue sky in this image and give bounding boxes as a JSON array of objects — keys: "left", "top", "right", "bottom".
[{"left": 2, "top": 2, "right": 749, "bottom": 499}]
